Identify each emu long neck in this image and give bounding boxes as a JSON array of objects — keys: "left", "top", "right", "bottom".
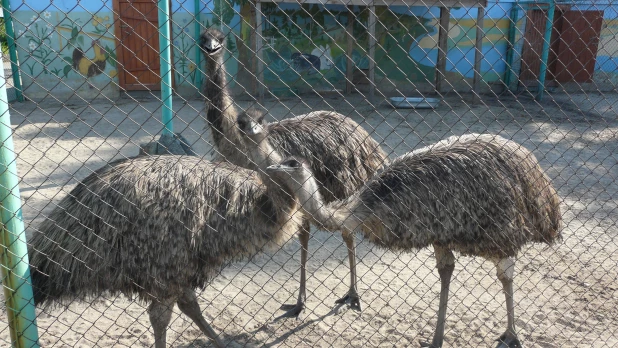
[
  {"left": 248, "top": 135, "right": 283, "bottom": 172},
  {"left": 292, "top": 176, "right": 350, "bottom": 232},
  {"left": 205, "top": 55, "right": 238, "bottom": 149}
]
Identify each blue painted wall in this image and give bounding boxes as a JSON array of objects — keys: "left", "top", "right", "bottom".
[{"left": 8, "top": 0, "right": 618, "bottom": 100}]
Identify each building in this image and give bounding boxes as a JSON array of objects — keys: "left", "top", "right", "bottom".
[{"left": 5, "top": 0, "right": 617, "bottom": 101}]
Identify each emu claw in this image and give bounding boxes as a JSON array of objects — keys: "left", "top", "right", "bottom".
[
  {"left": 496, "top": 333, "right": 522, "bottom": 348},
  {"left": 278, "top": 303, "right": 305, "bottom": 318},
  {"left": 335, "top": 293, "right": 361, "bottom": 311}
]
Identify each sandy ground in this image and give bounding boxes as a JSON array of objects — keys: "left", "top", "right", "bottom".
[{"left": 1, "top": 91, "right": 617, "bottom": 347}]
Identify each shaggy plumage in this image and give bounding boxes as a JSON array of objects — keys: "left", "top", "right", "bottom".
[
  {"left": 324, "top": 134, "right": 562, "bottom": 256},
  {"left": 200, "top": 27, "right": 388, "bottom": 314},
  {"left": 255, "top": 131, "right": 562, "bottom": 348},
  {"left": 29, "top": 155, "right": 303, "bottom": 348}
]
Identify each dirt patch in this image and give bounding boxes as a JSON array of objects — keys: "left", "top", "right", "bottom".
[{"left": 1, "top": 93, "right": 617, "bottom": 347}]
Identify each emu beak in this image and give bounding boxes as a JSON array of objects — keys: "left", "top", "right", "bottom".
[
  {"left": 247, "top": 122, "right": 263, "bottom": 136},
  {"left": 204, "top": 39, "right": 222, "bottom": 54},
  {"left": 266, "top": 164, "right": 281, "bottom": 171}
]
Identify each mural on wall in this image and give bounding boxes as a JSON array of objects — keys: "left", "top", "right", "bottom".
[
  {"left": 15, "top": 9, "right": 117, "bottom": 93},
  {"left": 173, "top": 17, "right": 198, "bottom": 86},
  {"left": 222, "top": 2, "right": 511, "bottom": 92},
  {"left": 61, "top": 15, "right": 117, "bottom": 88}
]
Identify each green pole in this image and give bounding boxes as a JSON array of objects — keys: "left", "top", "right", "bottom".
[
  {"left": 158, "top": 0, "right": 174, "bottom": 136},
  {"left": 194, "top": 0, "right": 202, "bottom": 91},
  {"left": 1, "top": 0, "right": 24, "bottom": 102},
  {"left": 536, "top": 0, "right": 555, "bottom": 101},
  {"left": 0, "top": 52, "right": 39, "bottom": 347},
  {"left": 504, "top": 4, "right": 518, "bottom": 91}
]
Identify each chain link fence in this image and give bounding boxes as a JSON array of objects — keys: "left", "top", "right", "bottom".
[{"left": 0, "top": 0, "right": 617, "bottom": 347}]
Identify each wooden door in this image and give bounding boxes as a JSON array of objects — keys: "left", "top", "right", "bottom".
[
  {"left": 519, "top": 9, "right": 563, "bottom": 85},
  {"left": 554, "top": 10, "right": 604, "bottom": 83},
  {"left": 113, "top": 0, "right": 162, "bottom": 90}
]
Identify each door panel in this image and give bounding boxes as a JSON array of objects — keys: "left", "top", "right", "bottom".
[
  {"left": 554, "top": 10, "right": 603, "bottom": 83},
  {"left": 114, "top": 0, "right": 162, "bottom": 90},
  {"left": 519, "top": 9, "right": 549, "bottom": 85}
]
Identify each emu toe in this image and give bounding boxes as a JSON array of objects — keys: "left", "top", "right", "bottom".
[
  {"left": 279, "top": 302, "right": 305, "bottom": 318},
  {"left": 419, "top": 341, "right": 439, "bottom": 348},
  {"left": 335, "top": 293, "right": 361, "bottom": 311},
  {"left": 496, "top": 333, "right": 522, "bottom": 348}
]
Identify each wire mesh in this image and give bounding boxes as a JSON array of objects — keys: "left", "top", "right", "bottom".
[{"left": 0, "top": 0, "right": 617, "bottom": 347}]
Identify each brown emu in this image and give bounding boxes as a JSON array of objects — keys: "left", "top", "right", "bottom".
[
  {"left": 28, "top": 150, "right": 305, "bottom": 348},
  {"left": 238, "top": 111, "right": 562, "bottom": 348},
  {"left": 200, "top": 27, "right": 388, "bottom": 315}
]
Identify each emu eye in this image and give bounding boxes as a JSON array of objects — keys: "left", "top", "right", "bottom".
[
  {"left": 257, "top": 116, "right": 265, "bottom": 123},
  {"left": 286, "top": 159, "right": 300, "bottom": 167}
]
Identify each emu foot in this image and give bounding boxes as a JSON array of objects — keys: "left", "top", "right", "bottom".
[
  {"left": 419, "top": 341, "right": 439, "bottom": 348},
  {"left": 335, "top": 292, "right": 361, "bottom": 311},
  {"left": 278, "top": 302, "right": 305, "bottom": 318},
  {"left": 496, "top": 333, "right": 522, "bottom": 348}
]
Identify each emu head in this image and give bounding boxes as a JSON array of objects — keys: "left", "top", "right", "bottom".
[
  {"left": 200, "top": 28, "right": 225, "bottom": 56},
  {"left": 267, "top": 157, "right": 320, "bottom": 208},
  {"left": 237, "top": 108, "right": 266, "bottom": 141}
]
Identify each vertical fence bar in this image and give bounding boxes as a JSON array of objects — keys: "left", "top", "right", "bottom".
[
  {"left": 536, "top": 0, "right": 555, "bottom": 101},
  {"left": 0, "top": 52, "right": 39, "bottom": 348},
  {"left": 504, "top": 4, "right": 518, "bottom": 91},
  {"left": 1, "top": 0, "right": 24, "bottom": 102},
  {"left": 345, "top": 7, "right": 354, "bottom": 95},
  {"left": 472, "top": 6, "right": 485, "bottom": 103},
  {"left": 158, "top": 0, "right": 174, "bottom": 136},
  {"left": 436, "top": 7, "right": 450, "bottom": 93},
  {"left": 194, "top": 0, "right": 202, "bottom": 91},
  {"left": 255, "top": 1, "right": 264, "bottom": 101},
  {"left": 368, "top": 5, "right": 376, "bottom": 102}
]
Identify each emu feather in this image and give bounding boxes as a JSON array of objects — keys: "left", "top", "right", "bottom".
[
  {"left": 241, "top": 116, "right": 562, "bottom": 348},
  {"left": 29, "top": 155, "right": 303, "bottom": 347},
  {"left": 200, "top": 27, "right": 388, "bottom": 315}
]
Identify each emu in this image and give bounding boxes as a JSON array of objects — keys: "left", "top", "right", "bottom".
[
  {"left": 200, "top": 27, "right": 388, "bottom": 315},
  {"left": 237, "top": 111, "right": 563, "bottom": 348},
  {"left": 28, "top": 144, "right": 305, "bottom": 348}
]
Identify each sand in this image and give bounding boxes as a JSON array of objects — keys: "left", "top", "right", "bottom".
[{"left": 1, "top": 91, "right": 617, "bottom": 347}]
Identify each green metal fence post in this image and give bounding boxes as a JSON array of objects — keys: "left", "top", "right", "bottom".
[
  {"left": 536, "top": 0, "right": 555, "bottom": 101},
  {"left": 194, "top": 0, "right": 202, "bottom": 91},
  {"left": 1, "top": 0, "right": 24, "bottom": 102},
  {"left": 158, "top": 0, "right": 174, "bottom": 136},
  {"left": 0, "top": 52, "right": 39, "bottom": 347},
  {"left": 504, "top": 4, "right": 518, "bottom": 91}
]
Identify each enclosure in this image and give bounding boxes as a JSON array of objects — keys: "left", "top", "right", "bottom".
[{"left": 0, "top": 0, "right": 617, "bottom": 347}]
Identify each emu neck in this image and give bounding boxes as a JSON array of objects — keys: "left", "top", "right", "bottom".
[
  {"left": 250, "top": 137, "right": 284, "bottom": 172},
  {"left": 292, "top": 179, "right": 343, "bottom": 231},
  {"left": 205, "top": 55, "right": 240, "bottom": 155}
]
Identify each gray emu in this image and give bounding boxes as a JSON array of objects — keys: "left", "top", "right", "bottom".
[
  {"left": 237, "top": 112, "right": 562, "bottom": 348},
  {"left": 28, "top": 146, "right": 304, "bottom": 348},
  {"left": 200, "top": 27, "right": 388, "bottom": 315}
]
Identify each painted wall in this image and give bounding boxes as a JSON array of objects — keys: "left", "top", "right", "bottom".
[
  {"left": 10, "top": 0, "right": 119, "bottom": 100},
  {"left": 8, "top": 0, "right": 227, "bottom": 100},
  {"left": 8, "top": 0, "right": 618, "bottom": 101}
]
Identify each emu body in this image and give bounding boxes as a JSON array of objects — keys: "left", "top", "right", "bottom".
[
  {"left": 253, "top": 129, "right": 562, "bottom": 348},
  {"left": 29, "top": 155, "right": 302, "bottom": 347},
  {"left": 200, "top": 28, "right": 387, "bottom": 315}
]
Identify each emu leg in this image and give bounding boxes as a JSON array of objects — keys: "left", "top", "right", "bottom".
[
  {"left": 177, "top": 289, "right": 224, "bottom": 348},
  {"left": 335, "top": 230, "right": 361, "bottom": 311},
  {"left": 421, "top": 245, "right": 455, "bottom": 348},
  {"left": 495, "top": 258, "right": 522, "bottom": 348},
  {"left": 149, "top": 297, "right": 175, "bottom": 348},
  {"left": 280, "top": 219, "right": 310, "bottom": 317}
]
